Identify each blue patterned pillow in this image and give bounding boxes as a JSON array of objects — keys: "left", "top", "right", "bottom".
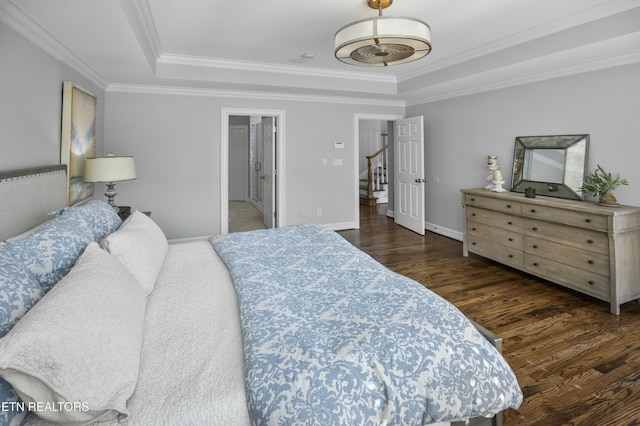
[
  {"left": 0, "top": 246, "right": 44, "bottom": 336},
  {"left": 0, "top": 245, "right": 44, "bottom": 425},
  {"left": 2, "top": 201, "right": 122, "bottom": 292},
  {"left": 54, "top": 200, "right": 122, "bottom": 241},
  {"left": 2, "top": 214, "right": 96, "bottom": 292}
]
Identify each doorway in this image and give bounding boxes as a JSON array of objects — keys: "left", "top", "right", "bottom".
[
  {"left": 221, "top": 108, "right": 285, "bottom": 234},
  {"left": 354, "top": 113, "right": 425, "bottom": 235},
  {"left": 354, "top": 113, "right": 402, "bottom": 228}
]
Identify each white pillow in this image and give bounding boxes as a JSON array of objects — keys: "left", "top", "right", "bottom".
[
  {"left": 100, "top": 210, "right": 168, "bottom": 295},
  {"left": 0, "top": 243, "right": 146, "bottom": 425}
]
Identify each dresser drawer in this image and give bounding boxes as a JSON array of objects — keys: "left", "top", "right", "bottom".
[
  {"left": 465, "top": 194, "right": 522, "bottom": 214},
  {"left": 525, "top": 253, "right": 610, "bottom": 301},
  {"left": 522, "top": 204, "right": 608, "bottom": 231},
  {"left": 523, "top": 218, "right": 609, "bottom": 255},
  {"left": 468, "top": 220, "right": 522, "bottom": 250},
  {"left": 524, "top": 236, "right": 609, "bottom": 276},
  {"left": 462, "top": 188, "right": 640, "bottom": 315},
  {"left": 466, "top": 206, "right": 523, "bottom": 233},
  {"left": 467, "top": 235, "right": 523, "bottom": 269}
]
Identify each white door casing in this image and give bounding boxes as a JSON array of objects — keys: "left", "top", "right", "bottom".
[
  {"left": 353, "top": 113, "right": 403, "bottom": 229},
  {"left": 262, "top": 116, "right": 275, "bottom": 228},
  {"left": 394, "top": 116, "right": 425, "bottom": 235},
  {"left": 220, "top": 108, "right": 285, "bottom": 235}
]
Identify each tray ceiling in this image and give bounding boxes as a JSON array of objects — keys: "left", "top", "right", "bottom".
[{"left": 1, "top": 0, "right": 639, "bottom": 104}]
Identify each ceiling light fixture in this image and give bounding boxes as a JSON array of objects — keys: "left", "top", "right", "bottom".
[{"left": 334, "top": 0, "right": 431, "bottom": 67}]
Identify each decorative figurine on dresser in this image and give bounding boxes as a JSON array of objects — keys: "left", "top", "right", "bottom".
[
  {"left": 485, "top": 155, "right": 507, "bottom": 192},
  {"left": 462, "top": 135, "right": 640, "bottom": 315}
]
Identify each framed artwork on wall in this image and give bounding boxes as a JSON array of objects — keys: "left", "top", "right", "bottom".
[{"left": 60, "top": 81, "right": 97, "bottom": 206}]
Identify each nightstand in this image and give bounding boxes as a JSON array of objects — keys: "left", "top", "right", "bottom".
[{"left": 117, "top": 206, "right": 131, "bottom": 220}]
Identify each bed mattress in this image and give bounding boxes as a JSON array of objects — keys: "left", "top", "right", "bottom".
[{"left": 23, "top": 241, "right": 251, "bottom": 426}]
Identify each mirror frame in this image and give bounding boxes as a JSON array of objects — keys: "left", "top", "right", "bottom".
[{"left": 511, "top": 134, "right": 589, "bottom": 200}]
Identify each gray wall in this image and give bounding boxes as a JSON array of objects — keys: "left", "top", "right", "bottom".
[
  {"left": 104, "top": 91, "right": 403, "bottom": 239},
  {"left": 0, "top": 21, "right": 105, "bottom": 171},
  {"left": 408, "top": 62, "right": 640, "bottom": 238}
]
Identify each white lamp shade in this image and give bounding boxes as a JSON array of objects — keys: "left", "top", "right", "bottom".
[
  {"left": 84, "top": 156, "right": 137, "bottom": 183},
  {"left": 335, "top": 16, "right": 431, "bottom": 66}
]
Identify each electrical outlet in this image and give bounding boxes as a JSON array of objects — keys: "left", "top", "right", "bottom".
[{"left": 316, "top": 209, "right": 322, "bottom": 216}]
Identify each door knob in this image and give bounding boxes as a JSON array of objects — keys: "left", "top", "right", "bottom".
[{"left": 414, "top": 178, "right": 426, "bottom": 183}]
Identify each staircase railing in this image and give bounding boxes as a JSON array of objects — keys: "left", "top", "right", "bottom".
[{"left": 365, "top": 145, "right": 389, "bottom": 200}]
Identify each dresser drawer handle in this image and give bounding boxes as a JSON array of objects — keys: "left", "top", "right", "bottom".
[
  {"left": 533, "top": 262, "right": 539, "bottom": 267},
  {"left": 470, "top": 198, "right": 475, "bottom": 202},
  {"left": 532, "top": 227, "right": 538, "bottom": 231},
  {"left": 532, "top": 245, "right": 538, "bottom": 249},
  {"left": 509, "top": 254, "right": 514, "bottom": 258},
  {"left": 588, "top": 280, "right": 595, "bottom": 285},
  {"left": 531, "top": 209, "right": 536, "bottom": 213},
  {"left": 506, "top": 204, "right": 512, "bottom": 209},
  {"left": 508, "top": 221, "right": 513, "bottom": 225},
  {"left": 472, "top": 227, "right": 477, "bottom": 231},
  {"left": 588, "top": 239, "right": 594, "bottom": 244},
  {"left": 585, "top": 218, "right": 592, "bottom": 223},
  {"left": 508, "top": 238, "right": 514, "bottom": 242},
  {"left": 588, "top": 260, "right": 594, "bottom": 265},
  {"left": 472, "top": 242, "right": 476, "bottom": 246},
  {"left": 472, "top": 213, "right": 476, "bottom": 217}
]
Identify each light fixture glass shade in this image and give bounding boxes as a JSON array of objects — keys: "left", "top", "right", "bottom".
[
  {"left": 335, "top": 16, "right": 431, "bottom": 66},
  {"left": 84, "top": 156, "right": 137, "bottom": 183}
]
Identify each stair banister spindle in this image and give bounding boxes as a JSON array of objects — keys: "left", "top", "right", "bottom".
[
  {"left": 366, "top": 156, "right": 374, "bottom": 200},
  {"left": 383, "top": 149, "right": 388, "bottom": 187},
  {"left": 362, "top": 144, "right": 388, "bottom": 207}
]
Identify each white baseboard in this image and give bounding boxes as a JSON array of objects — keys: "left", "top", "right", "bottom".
[
  {"left": 424, "top": 222, "right": 463, "bottom": 241},
  {"left": 169, "top": 220, "right": 461, "bottom": 243},
  {"left": 385, "top": 210, "right": 463, "bottom": 241},
  {"left": 168, "top": 236, "right": 211, "bottom": 245},
  {"left": 325, "top": 221, "right": 357, "bottom": 231}
]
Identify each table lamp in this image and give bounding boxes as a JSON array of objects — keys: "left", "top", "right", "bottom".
[{"left": 84, "top": 155, "right": 137, "bottom": 212}]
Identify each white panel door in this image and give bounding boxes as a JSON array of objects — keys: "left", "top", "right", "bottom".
[
  {"left": 394, "top": 116, "right": 425, "bottom": 235},
  {"left": 262, "top": 116, "right": 276, "bottom": 228}
]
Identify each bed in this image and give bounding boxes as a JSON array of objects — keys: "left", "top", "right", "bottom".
[{"left": 0, "top": 165, "right": 522, "bottom": 426}]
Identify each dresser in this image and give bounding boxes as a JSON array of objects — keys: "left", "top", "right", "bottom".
[{"left": 461, "top": 188, "right": 640, "bottom": 315}]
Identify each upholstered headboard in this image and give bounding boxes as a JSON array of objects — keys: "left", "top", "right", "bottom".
[{"left": 0, "top": 165, "right": 67, "bottom": 241}]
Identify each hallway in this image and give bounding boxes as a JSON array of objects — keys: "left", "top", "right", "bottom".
[{"left": 228, "top": 201, "right": 266, "bottom": 233}]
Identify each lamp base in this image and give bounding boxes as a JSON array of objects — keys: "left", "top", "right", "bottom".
[{"left": 104, "top": 182, "right": 119, "bottom": 211}]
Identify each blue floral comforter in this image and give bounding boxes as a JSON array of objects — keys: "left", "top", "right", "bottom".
[{"left": 210, "top": 225, "right": 522, "bottom": 425}]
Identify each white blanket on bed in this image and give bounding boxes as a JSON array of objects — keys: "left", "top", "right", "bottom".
[{"left": 23, "top": 241, "right": 251, "bottom": 426}]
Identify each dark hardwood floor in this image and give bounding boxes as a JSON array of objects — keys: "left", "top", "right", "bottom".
[{"left": 338, "top": 204, "right": 640, "bottom": 426}]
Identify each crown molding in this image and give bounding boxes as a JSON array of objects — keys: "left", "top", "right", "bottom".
[
  {"left": 4, "top": 0, "right": 638, "bottom": 108},
  {"left": 156, "top": 54, "right": 398, "bottom": 95},
  {"left": 405, "top": 34, "right": 640, "bottom": 106},
  {"left": 118, "top": 0, "right": 161, "bottom": 74},
  {"left": 106, "top": 83, "right": 405, "bottom": 108},
  {"left": 398, "top": 0, "right": 640, "bottom": 83},
  {"left": 157, "top": 53, "right": 397, "bottom": 83},
  {"left": 121, "top": 0, "right": 398, "bottom": 92},
  {"left": 0, "top": 0, "right": 109, "bottom": 89}
]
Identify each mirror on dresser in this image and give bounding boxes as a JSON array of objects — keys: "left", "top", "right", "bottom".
[{"left": 511, "top": 134, "right": 589, "bottom": 200}]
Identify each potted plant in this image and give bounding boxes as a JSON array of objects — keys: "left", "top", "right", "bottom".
[{"left": 580, "top": 164, "right": 629, "bottom": 205}]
